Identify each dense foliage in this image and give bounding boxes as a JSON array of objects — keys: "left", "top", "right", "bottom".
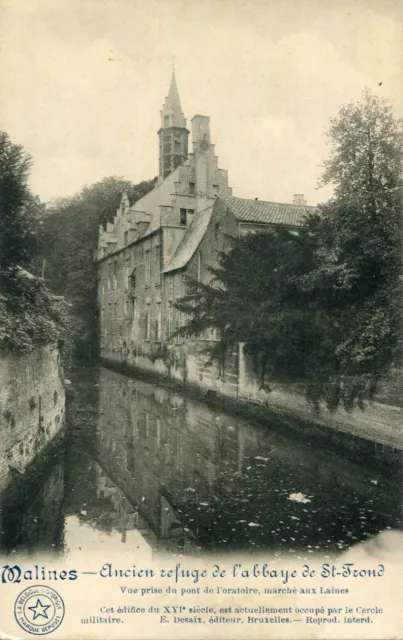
[
  {"left": 0, "top": 268, "right": 72, "bottom": 356},
  {"left": 34, "top": 177, "right": 154, "bottom": 362},
  {"left": 0, "top": 132, "right": 71, "bottom": 357},
  {"left": 175, "top": 229, "right": 319, "bottom": 380},
  {"left": 0, "top": 132, "right": 38, "bottom": 270},
  {"left": 176, "top": 91, "right": 403, "bottom": 410}
]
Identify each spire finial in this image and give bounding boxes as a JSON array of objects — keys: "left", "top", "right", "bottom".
[{"left": 161, "top": 64, "right": 186, "bottom": 129}]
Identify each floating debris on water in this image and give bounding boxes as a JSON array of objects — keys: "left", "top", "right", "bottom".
[{"left": 288, "top": 492, "right": 311, "bottom": 504}]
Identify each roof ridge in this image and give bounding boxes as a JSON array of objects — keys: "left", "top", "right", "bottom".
[{"left": 222, "top": 195, "right": 316, "bottom": 208}]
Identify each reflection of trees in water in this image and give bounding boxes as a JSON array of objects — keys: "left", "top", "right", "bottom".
[
  {"left": 83, "top": 368, "right": 403, "bottom": 556},
  {"left": 0, "top": 461, "right": 66, "bottom": 554},
  {"left": 2, "top": 364, "right": 401, "bottom": 558}
]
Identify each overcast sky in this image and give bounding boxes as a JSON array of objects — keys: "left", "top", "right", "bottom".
[{"left": 1, "top": 0, "right": 402, "bottom": 206}]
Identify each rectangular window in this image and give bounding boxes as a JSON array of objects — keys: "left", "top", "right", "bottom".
[
  {"left": 189, "top": 182, "right": 195, "bottom": 195},
  {"left": 145, "top": 306, "right": 150, "bottom": 340},
  {"left": 180, "top": 209, "right": 187, "bottom": 226},
  {"left": 167, "top": 302, "right": 173, "bottom": 339},
  {"left": 156, "top": 303, "right": 162, "bottom": 341},
  {"left": 124, "top": 230, "right": 128, "bottom": 245},
  {"left": 168, "top": 278, "right": 173, "bottom": 299},
  {"left": 125, "top": 254, "right": 129, "bottom": 289},
  {"left": 131, "top": 299, "right": 137, "bottom": 341},
  {"left": 154, "top": 246, "right": 161, "bottom": 284},
  {"left": 164, "top": 115, "right": 169, "bottom": 127},
  {"left": 213, "top": 184, "right": 219, "bottom": 196},
  {"left": 214, "top": 222, "right": 220, "bottom": 239},
  {"left": 181, "top": 271, "right": 188, "bottom": 296},
  {"left": 145, "top": 250, "right": 151, "bottom": 287},
  {"left": 197, "top": 252, "right": 202, "bottom": 282},
  {"left": 113, "top": 260, "right": 118, "bottom": 290},
  {"left": 133, "top": 298, "right": 137, "bottom": 324},
  {"left": 130, "top": 267, "right": 136, "bottom": 294}
]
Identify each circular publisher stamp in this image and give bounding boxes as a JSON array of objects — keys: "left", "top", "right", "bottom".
[{"left": 14, "top": 585, "right": 65, "bottom": 635}]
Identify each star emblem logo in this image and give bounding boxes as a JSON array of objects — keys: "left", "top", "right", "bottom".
[
  {"left": 27, "top": 598, "right": 51, "bottom": 621},
  {"left": 15, "top": 586, "right": 65, "bottom": 634}
]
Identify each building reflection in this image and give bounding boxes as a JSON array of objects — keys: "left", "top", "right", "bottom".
[
  {"left": 0, "top": 367, "right": 401, "bottom": 558},
  {"left": 94, "top": 368, "right": 402, "bottom": 556}
]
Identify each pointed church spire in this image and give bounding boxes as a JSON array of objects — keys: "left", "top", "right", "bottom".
[
  {"left": 158, "top": 69, "right": 189, "bottom": 179},
  {"left": 161, "top": 68, "right": 186, "bottom": 129}
]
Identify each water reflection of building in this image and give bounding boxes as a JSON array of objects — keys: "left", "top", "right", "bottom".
[
  {"left": 1, "top": 366, "right": 401, "bottom": 558},
  {"left": 96, "top": 367, "right": 403, "bottom": 555}
]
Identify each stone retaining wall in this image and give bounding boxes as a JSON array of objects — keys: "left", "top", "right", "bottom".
[{"left": 0, "top": 345, "right": 66, "bottom": 494}]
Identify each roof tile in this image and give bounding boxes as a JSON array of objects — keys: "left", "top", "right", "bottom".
[{"left": 222, "top": 196, "right": 316, "bottom": 227}]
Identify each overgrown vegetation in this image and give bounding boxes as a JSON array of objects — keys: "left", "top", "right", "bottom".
[
  {"left": 0, "top": 268, "right": 72, "bottom": 356},
  {"left": 0, "top": 128, "right": 153, "bottom": 366},
  {"left": 175, "top": 90, "right": 403, "bottom": 411},
  {"left": 0, "top": 131, "right": 71, "bottom": 358},
  {"left": 0, "top": 132, "right": 38, "bottom": 270}
]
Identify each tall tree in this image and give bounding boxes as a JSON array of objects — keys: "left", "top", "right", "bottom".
[
  {"left": 0, "top": 132, "right": 37, "bottom": 272},
  {"left": 0, "top": 132, "right": 70, "bottom": 355},
  {"left": 176, "top": 229, "right": 319, "bottom": 385},
  {"left": 305, "top": 89, "right": 403, "bottom": 407},
  {"left": 176, "top": 90, "right": 403, "bottom": 410}
]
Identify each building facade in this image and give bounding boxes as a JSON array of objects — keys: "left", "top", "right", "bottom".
[{"left": 96, "top": 72, "right": 314, "bottom": 384}]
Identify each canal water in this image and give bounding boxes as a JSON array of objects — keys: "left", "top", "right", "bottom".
[{"left": 0, "top": 366, "right": 401, "bottom": 559}]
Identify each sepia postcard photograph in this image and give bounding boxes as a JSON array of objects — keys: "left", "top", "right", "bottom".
[{"left": 0, "top": 0, "right": 402, "bottom": 638}]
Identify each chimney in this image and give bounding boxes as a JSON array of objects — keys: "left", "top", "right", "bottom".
[
  {"left": 191, "top": 115, "right": 211, "bottom": 151},
  {"left": 292, "top": 194, "right": 307, "bottom": 206}
]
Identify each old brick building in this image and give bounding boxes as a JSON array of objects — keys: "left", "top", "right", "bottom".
[{"left": 95, "top": 71, "right": 314, "bottom": 382}]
